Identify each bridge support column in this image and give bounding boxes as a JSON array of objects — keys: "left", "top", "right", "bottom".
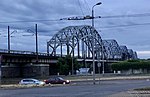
[
  {"left": 60, "top": 34, "right": 63, "bottom": 57},
  {"left": 23, "top": 64, "right": 49, "bottom": 77},
  {"left": 67, "top": 44, "right": 69, "bottom": 56},
  {"left": 87, "top": 42, "right": 90, "bottom": 58},
  {"left": 2, "top": 64, "right": 22, "bottom": 78},
  {"left": 82, "top": 40, "right": 84, "bottom": 58},
  {"left": 54, "top": 36, "right": 57, "bottom": 56},
  {"left": 60, "top": 43, "right": 62, "bottom": 57},
  {"left": 47, "top": 42, "right": 49, "bottom": 55},
  {"left": 1, "top": 63, "right": 49, "bottom": 78},
  {"left": 77, "top": 39, "right": 80, "bottom": 58}
]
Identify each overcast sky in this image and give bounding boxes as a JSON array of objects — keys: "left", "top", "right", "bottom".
[{"left": 0, "top": 0, "right": 150, "bottom": 59}]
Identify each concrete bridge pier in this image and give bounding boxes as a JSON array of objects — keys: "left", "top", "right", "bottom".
[
  {"left": 1, "top": 63, "right": 50, "bottom": 78},
  {"left": 22, "top": 63, "right": 49, "bottom": 77}
]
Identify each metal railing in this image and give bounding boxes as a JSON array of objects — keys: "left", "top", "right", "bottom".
[
  {"left": 0, "top": 49, "right": 67, "bottom": 57},
  {"left": 0, "top": 49, "right": 49, "bottom": 56}
]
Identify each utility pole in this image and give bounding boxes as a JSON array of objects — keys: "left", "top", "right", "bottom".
[
  {"left": 102, "top": 46, "right": 105, "bottom": 75},
  {"left": 35, "top": 24, "right": 38, "bottom": 62},
  {"left": 91, "top": 2, "right": 102, "bottom": 85},
  {"left": 8, "top": 26, "right": 10, "bottom": 53},
  {"left": 59, "top": 2, "right": 102, "bottom": 84},
  {"left": 72, "top": 34, "right": 74, "bottom": 75},
  {"left": 0, "top": 55, "right": 2, "bottom": 87}
]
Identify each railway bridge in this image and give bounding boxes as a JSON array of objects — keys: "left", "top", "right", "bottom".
[
  {"left": 0, "top": 25, "right": 137, "bottom": 78},
  {"left": 47, "top": 25, "right": 137, "bottom": 60}
]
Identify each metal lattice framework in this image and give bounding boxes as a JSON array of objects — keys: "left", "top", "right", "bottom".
[
  {"left": 128, "top": 49, "right": 138, "bottom": 59},
  {"left": 102, "top": 39, "right": 122, "bottom": 59},
  {"left": 47, "top": 25, "right": 138, "bottom": 60},
  {"left": 120, "top": 46, "right": 129, "bottom": 60},
  {"left": 133, "top": 52, "right": 138, "bottom": 59},
  {"left": 47, "top": 25, "right": 107, "bottom": 59},
  {"left": 128, "top": 49, "right": 134, "bottom": 58}
]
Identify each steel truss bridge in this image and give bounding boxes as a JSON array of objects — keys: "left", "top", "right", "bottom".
[
  {"left": 47, "top": 25, "right": 138, "bottom": 60},
  {"left": 0, "top": 25, "right": 138, "bottom": 78}
]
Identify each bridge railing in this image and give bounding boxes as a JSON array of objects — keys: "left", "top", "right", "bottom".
[
  {"left": 0, "top": 49, "right": 50, "bottom": 56},
  {"left": 0, "top": 49, "right": 35, "bottom": 54},
  {"left": 0, "top": 49, "right": 124, "bottom": 61},
  {"left": 0, "top": 49, "right": 70, "bottom": 57},
  {"left": 0, "top": 49, "right": 8, "bottom": 53}
]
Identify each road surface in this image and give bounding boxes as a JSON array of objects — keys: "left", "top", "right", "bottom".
[{"left": 0, "top": 79, "right": 150, "bottom": 97}]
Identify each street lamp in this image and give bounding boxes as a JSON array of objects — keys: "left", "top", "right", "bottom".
[
  {"left": 92, "top": 2, "right": 102, "bottom": 85},
  {"left": 92, "top": 2, "right": 102, "bottom": 27}
]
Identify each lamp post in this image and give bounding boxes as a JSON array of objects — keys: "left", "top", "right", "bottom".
[
  {"left": 92, "top": 2, "right": 102, "bottom": 27},
  {"left": 92, "top": 2, "right": 102, "bottom": 85}
]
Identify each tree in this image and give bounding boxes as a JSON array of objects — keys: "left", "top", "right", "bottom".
[
  {"left": 57, "top": 55, "right": 81, "bottom": 75},
  {"left": 57, "top": 58, "right": 69, "bottom": 75}
]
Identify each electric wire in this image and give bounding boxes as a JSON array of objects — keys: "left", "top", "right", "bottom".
[
  {"left": 0, "top": 13, "right": 150, "bottom": 24},
  {"left": 83, "top": 0, "right": 91, "bottom": 15},
  {"left": 99, "top": 22, "right": 150, "bottom": 29},
  {"left": 0, "top": 19, "right": 60, "bottom": 24},
  {"left": 101, "top": 13, "right": 150, "bottom": 18},
  {"left": 77, "top": 0, "right": 85, "bottom": 16},
  {"left": 0, "top": 13, "right": 150, "bottom": 30}
]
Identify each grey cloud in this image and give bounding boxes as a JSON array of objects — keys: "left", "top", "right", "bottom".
[{"left": 0, "top": 0, "right": 150, "bottom": 58}]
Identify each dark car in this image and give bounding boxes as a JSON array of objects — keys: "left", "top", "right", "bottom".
[{"left": 44, "top": 77, "right": 70, "bottom": 84}]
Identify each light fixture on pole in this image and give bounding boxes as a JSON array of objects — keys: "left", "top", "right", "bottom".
[
  {"left": 92, "top": 2, "right": 102, "bottom": 85},
  {"left": 92, "top": 2, "right": 102, "bottom": 27}
]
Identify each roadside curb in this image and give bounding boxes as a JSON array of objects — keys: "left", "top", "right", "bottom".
[
  {"left": 128, "top": 91, "right": 150, "bottom": 94},
  {"left": 109, "top": 91, "right": 150, "bottom": 97},
  {"left": 0, "top": 84, "right": 52, "bottom": 89},
  {"left": 70, "top": 76, "right": 150, "bottom": 82}
]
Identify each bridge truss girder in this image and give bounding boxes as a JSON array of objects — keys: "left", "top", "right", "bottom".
[
  {"left": 128, "top": 49, "right": 138, "bottom": 59},
  {"left": 120, "top": 46, "right": 130, "bottom": 60},
  {"left": 103, "top": 39, "right": 122, "bottom": 59},
  {"left": 47, "top": 25, "right": 107, "bottom": 59}
]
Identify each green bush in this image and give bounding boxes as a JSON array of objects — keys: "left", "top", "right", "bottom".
[{"left": 111, "top": 60, "right": 150, "bottom": 71}]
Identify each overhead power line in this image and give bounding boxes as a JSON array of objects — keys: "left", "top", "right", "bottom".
[
  {"left": 83, "top": 0, "right": 91, "bottom": 15},
  {"left": 77, "top": 0, "right": 85, "bottom": 16},
  {"left": 60, "top": 13, "right": 150, "bottom": 20},
  {"left": 100, "top": 22, "right": 150, "bottom": 28},
  {"left": 0, "top": 19, "right": 60, "bottom": 24},
  {"left": 101, "top": 13, "right": 150, "bottom": 18},
  {"left": 0, "top": 13, "right": 150, "bottom": 24}
]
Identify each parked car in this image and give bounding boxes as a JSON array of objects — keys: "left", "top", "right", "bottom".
[
  {"left": 44, "top": 77, "right": 70, "bottom": 84},
  {"left": 19, "top": 78, "right": 45, "bottom": 85}
]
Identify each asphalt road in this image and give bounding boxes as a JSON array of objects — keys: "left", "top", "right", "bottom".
[{"left": 0, "top": 79, "right": 150, "bottom": 97}]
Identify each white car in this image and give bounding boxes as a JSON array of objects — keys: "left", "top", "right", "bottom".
[{"left": 19, "top": 78, "right": 45, "bottom": 86}]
